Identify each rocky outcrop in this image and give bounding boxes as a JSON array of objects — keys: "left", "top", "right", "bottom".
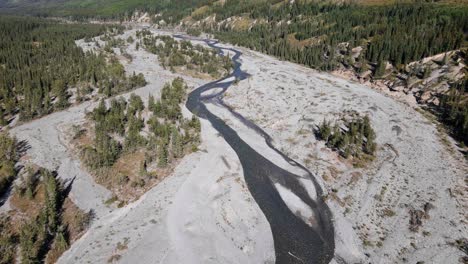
[{"left": 333, "top": 49, "right": 466, "bottom": 108}]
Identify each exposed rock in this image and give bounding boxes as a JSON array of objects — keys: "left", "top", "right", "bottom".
[
  {"left": 434, "top": 83, "right": 450, "bottom": 94},
  {"left": 359, "top": 70, "right": 372, "bottom": 79},
  {"left": 351, "top": 46, "right": 362, "bottom": 58},
  {"left": 419, "top": 91, "right": 432, "bottom": 102},
  {"left": 391, "top": 86, "right": 405, "bottom": 92},
  {"left": 428, "top": 97, "right": 440, "bottom": 106},
  {"left": 396, "top": 73, "right": 409, "bottom": 80},
  {"left": 407, "top": 76, "right": 422, "bottom": 88}
]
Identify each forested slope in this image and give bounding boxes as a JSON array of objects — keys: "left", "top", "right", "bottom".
[
  {"left": 0, "top": 0, "right": 211, "bottom": 20},
  {"left": 0, "top": 16, "right": 146, "bottom": 125},
  {"left": 180, "top": 0, "right": 468, "bottom": 146},
  {"left": 193, "top": 2, "right": 467, "bottom": 71},
  {"left": 0, "top": 1, "right": 466, "bottom": 144}
]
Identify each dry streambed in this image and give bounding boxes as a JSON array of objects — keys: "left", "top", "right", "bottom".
[
  {"left": 223, "top": 47, "right": 467, "bottom": 263},
  {"left": 7, "top": 28, "right": 275, "bottom": 264}
]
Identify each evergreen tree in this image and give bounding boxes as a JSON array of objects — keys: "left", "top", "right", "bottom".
[
  {"left": 374, "top": 60, "right": 386, "bottom": 78},
  {"left": 158, "top": 140, "right": 168, "bottom": 168},
  {"left": 43, "top": 170, "right": 59, "bottom": 233},
  {"left": 54, "top": 227, "right": 69, "bottom": 253},
  {"left": 0, "top": 133, "right": 18, "bottom": 196},
  {"left": 171, "top": 128, "right": 182, "bottom": 158},
  {"left": 318, "top": 119, "right": 332, "bottom": 142},
  {"left": 148, "top": 94, "right": 156, "bottom": 112}
]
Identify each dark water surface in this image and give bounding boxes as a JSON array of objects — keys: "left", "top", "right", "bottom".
[{"left": 180, "top": 36, "right": 335, "bottom": 264}]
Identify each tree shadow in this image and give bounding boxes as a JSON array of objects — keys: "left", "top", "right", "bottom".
[{"left": 17, "top": 139, "right": 31, "bottom": 157}]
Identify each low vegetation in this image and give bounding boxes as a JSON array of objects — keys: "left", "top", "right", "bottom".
[
  {"left": 0, "top": 132, "right": 19, "bottom": 196},
  {"left": 76, "top": 78, "right": 201, "bottom": 201},
  {"left": 0, "top": 167, "right": 93, "bottom": 264},
  {"left": 186, "top": 28, "right": 202, "bottom": 37},
  {"left": 439, "top": 77, "right": 468, "bottom": 148},
  {"left": 315, "top": 114, "right": 376, "bottom": 165},
  {"left": 137, "top": 30, "right": 233, "bottom": 79}
]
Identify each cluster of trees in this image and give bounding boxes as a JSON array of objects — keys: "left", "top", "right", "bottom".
[
  {"left": 186, "top": 28, "right": 202, "bottom": 37},
  {"left": 99, "top": 30, "right": 134, "bottom": 58},
  {"left": 139, "top": 33, "right": 232, "bottom": 78},
  {"left": 0, "top": 133, "right": 18, "bottom": 196},
  {"left": 82, "top": 97, "right": 127, "bottom": 169},
  {"left": 82, "top": 78, "right": 201, "bottom": 180},
  {"left": 439, "top": 78, "right": 468, "bottom": 147},
  {"left": 103, "top": 38, "right": 125, "bottom": 52},
  {"left": 18, "top": 169, "right": 64, "bottom": 264},
  {"left": 0, "top": 133, "right": 20, "bottom": 263},
  {"left": 0, "top": 16, "right": 144, "bottom": 123},
  {"left": 0, "top": 214, "right": 15, "bottom": 264},
  {"left": 0, "top": 168, "right": 93, "bottom": 264},
  {"left": 97, "top": 63, "right": 147, "bottom": 98},
  {"left": 316, "top": 115, "right": 376, "bottom": 159},
  {"left": 147, "top": 78, "right": 201, "bottom": 168}
]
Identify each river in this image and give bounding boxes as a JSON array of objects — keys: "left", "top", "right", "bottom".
[{"left": 180, "top": 36, "right": 335, "bottom": 264}]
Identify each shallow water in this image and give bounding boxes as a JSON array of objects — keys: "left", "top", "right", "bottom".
[{"left": 182, "top": 36, "right": 335, "bottom": 263}]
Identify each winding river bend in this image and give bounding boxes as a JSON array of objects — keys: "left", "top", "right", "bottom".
[{"left": 181, "top": 36, "right": 335, "bottom": 263}]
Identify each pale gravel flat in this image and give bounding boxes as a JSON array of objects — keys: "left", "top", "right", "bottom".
[
  {"left": 59, "top": 113, "right": 275, "bottom": 264},
  {"left": 224, "top": 47, "right": 468, "bottom": 263},
  {"left": 57, "top": 28, "right": 275, "bottom": 263},
  {"left": 10, "top": 101, "right": 114, "bottom": 219},
  {"left": 7, "top": 29, "right": 206, "bottom": 219}
]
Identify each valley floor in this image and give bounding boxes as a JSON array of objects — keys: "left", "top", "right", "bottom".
[{"left": 2, "top": 26, "right": 466, "bottom": 264}]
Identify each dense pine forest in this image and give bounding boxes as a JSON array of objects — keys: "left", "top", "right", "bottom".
[
  {"left": 0, "top": 133, "right": 18, "bottom": 197},
  {"left": 207, "top": 2, "right": 467, "bottom": 71},
  {"left": 440, "top": 78, "right": 468, "bottom": 146},
  {"left": 0, "top": 0, "right": 212, "bottom": 21},
  {"left": 0, "top": 16, "right": 145, "bottom": 124}
]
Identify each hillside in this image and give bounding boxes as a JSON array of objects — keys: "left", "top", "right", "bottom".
[
  {"left": 0, "top": 0, "right": 210, "bottom": 18},
  {"left": 176, "top": 0, "right": 468, "bottom": 147}
]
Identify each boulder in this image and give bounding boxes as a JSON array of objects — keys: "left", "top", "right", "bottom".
[
  {"left": 391, "top": 86, "right": 405, "bottom": 92},
  {"left": 427, "top": 97, "right": 440, "bottom": 106},
  {"left": 419, "top": 90, "right": 432, "bottom": 102}
]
